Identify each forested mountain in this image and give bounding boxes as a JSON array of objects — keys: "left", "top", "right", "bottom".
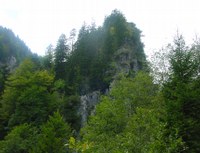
[
  {"left": 0, "top": 10, "right": 200, "bottom": 153},
  {"left": 0, "top": 26, "right": 36, "bottom": 95},
  {"left": 0, "top": 26, "right": 32, "bottom": 65},
  {"left": 46, "top": 10, "right": 146, "bottom": 96}
]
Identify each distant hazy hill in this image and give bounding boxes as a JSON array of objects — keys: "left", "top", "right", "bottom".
[{"left": 0, "top": 26, "right": 32, "bottom": 68}]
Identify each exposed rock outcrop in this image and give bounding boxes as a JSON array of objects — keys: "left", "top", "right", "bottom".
[
  {"left": 78, "top": 91, "right": 100, "bottom": 127},
  {"left": 0, "top": 56, "right": 17, "bottom": 72},
  {"left": 7, "top": 56, "right": 17, "bottom": 71},
  {"left": 78, "top": 46, "right": 144, "bottom": 127},
  {"left": 114, "top": 46, "right": 141, "bottom": 74}
]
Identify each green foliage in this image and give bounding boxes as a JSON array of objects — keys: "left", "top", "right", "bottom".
[
  {"left": 162, "top": 35, "right": 200, "bottom": 152},
  {"left": 54, "top": 79, "right": 66, "bottom": 94},
  {"left": 122, "top": 106, "right": 184, "bottom": 153},
  {"left": 0, "top": 124, "right": 38, "bottom": 153},
  {"left": 42, "top": 44, "right": 54, "bottom": 71},
  {"left": 60, "top": 95, "right": 81, "bottom": 131},
  {"left": 0, "top": 65, "right": 9, "bottom": 96},
  {"left": 3, "top": 10, "right": 195, "bottom": 153},
  {"left": 149, "top": 47, "right": 170, "bottom": 84},
  {"left": 103, "top": 10, "right": 127, "bottom": 55},
  {"left": 66, "top": 10, "right": 145, "bottom": 94},
  {"left": 32, "top": 111, "right": 71, "bottom": 153},
  {"left": 0, "top": 26, "right": 31, "bottom": 64},
  {"left": 79, "top": 72, "right": 182, "bottom": 152},
  {"left": 0, "top": 26, "right": 34, "bottom": 99},
  {"left": 68, "top": 136, "right": 92, "bottom": 153},
  {"left": 54, "top": 34, "right": 69, "bottom": 80},
  {"left": 0, "top": 59, "right": 61, "bottom": 129},
  {"left": 66, "top": 24, "right": 104, "bottom": 94}
]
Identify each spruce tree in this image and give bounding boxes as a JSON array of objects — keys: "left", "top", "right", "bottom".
[{"left": 54, "top": 34, "right": 69, "bottom": 80}]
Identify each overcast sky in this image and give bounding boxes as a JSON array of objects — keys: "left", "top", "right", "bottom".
[{"left": 1, "top": 0, "right": 200, "bottom": 56}]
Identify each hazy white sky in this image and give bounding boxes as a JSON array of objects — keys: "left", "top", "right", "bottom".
[{"left": 0, "top": 0, "right": 200, "bottom": 56}]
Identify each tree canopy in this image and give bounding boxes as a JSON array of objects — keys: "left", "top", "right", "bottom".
[{"left": 0, "top": 10, "right": 200, "bottom": 153}]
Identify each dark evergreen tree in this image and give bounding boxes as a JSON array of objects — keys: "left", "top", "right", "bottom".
[
  {"left": 43, "top": 44, "right": 54, "bottom": 70},
  {"left": 0, "top": 59, "right": 61, "bottom": 130},
  {"left": 66, "top": 10, "right": 145, "bottom": 94},
  {"left": 32, "top": 111, "right": 71, "bottom": 153},
  {"left": 0, "top": 124, "right": 38, "bottom": 153},
  {"left": 69, "top": 28, "right": 76, "bottom": 52},
  {"left": 0, "top": 26, "right": 33, "bottom": 98},
  {"left": 0, "top": 65, "right": 9, "bottom": 96},
  {"left": 54, "top": 34, "right": 69, "bottom": 80},
  {"left": 103, "top": 9, "right": 128, "bottom": 57},
  {"left": 163, "top": 35, "right": 200, "bottom": 152}
]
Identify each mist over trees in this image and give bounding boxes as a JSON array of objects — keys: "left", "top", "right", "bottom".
[{"left": 0, "top": 10, "right": 200, "bottom": 152}]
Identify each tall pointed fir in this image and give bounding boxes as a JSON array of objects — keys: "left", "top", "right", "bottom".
[
  {"left": 54, "top": 34, "right": 69, "bottom": 80},
  {"left": 43, "top": 44, "right": 54, "bottom": 70}
]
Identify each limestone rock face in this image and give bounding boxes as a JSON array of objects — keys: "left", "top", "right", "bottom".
[
  {"left": 0, "top": 56, "right": 17, "bottom": 72},
  {"left": 78, "top": 46, "right": 144, "bottom": 127},
  {"left": 114, "top": 47, "right": 141, "bottom": 74},
  {"left": 79, "top": 91, "right": 100, "bottom": 127},
  {"left": 7, "top": 56, "right": 17, "bottom": 71}
]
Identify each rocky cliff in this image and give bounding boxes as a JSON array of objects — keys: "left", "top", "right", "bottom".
[
  {"left": 78, "top": 45, "right": 144, "bottom": 126},
  {"left": 78, "top": 91, "right": 100, "bottom": 127}
]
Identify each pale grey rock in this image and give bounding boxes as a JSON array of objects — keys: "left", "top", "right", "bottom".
[
  {"left": 78, "top": 46, "right": 143, "bottom": 127},
  {"left": 78, "top": 91, "right": 100, "bottom": 127},
  {"left": 114, "top": 47, "right": 140, "bottom": 74}
]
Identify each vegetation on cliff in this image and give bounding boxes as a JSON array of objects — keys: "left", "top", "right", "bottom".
[{"left": 0, "top": 10, "right": 200, "bottom": 152}]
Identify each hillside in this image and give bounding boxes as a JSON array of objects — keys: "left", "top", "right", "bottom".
[
  {"left": 0, "top": 10, "right": 200, "bottom": 153},
  {"left": 0, "top": 26, "right": 34, "bottom": 95},
  {"left": 0, "top": 26, "right": 32, "bottom": 66}
]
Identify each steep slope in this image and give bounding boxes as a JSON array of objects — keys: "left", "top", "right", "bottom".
[
  {"left": 72, "top": 10, "right": 147, "bottom": 127},
  {"left": 0, "top": 26, "right": 33, "bottom": 94},
  {"left": 0, "top": 26, "right": 32, "bottom": 66},
  {"left": 66, "top": 10, "right": 146, "bottom": 96}
]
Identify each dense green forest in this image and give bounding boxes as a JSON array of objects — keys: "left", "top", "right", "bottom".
[{"left": 0, "top": 10, "right": 200, "bottom": 152}]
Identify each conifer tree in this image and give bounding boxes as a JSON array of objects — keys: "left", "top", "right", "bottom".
[
  {"left": 32, "top": 111, "right": 71, "bottom": 153},
  {"left": 54, "top": 34, "right": 69, "bottom": 80},
  {"left": 163, "top": 35, "right": 200, "bottom": 152}
]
